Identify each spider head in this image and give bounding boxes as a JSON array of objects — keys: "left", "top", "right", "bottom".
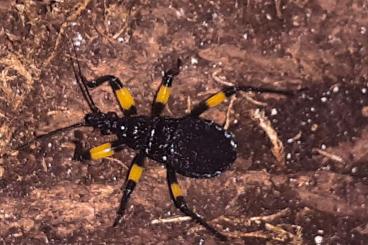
[{"left": 84, "top": 111, "right": 119, "bottom": 135}]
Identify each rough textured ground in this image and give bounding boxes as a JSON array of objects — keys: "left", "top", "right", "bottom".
[{"left": 1, "top": 0, "right": 368, "bottom": 244}]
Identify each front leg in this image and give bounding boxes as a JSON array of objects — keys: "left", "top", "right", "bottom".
[
  {"left": 73, "top": 139, "right": 125, "bottom": 161},
  {"left": 71, "top": 139, "right": 145, "bottom": 228},
  {"left": 85, "top": 75, "right": 137, "bottom": 117},
  {"left": 151, "top": 59, "right": 182, "bottom": 117}
]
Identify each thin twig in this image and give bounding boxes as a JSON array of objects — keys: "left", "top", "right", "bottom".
[
  {"left": 106, "top": 157, "right": 129, "bottom": 170},
  {"left": 224, "top": 96, "right": 236, "bottom": 130},
  {"left": 313, "top": 148, "right": 344, "bottom": 163},
  {"left": 151, "top": 216, "right": 192, "bottom": 225},
  {"left": 244, "top": 94, "right": 268, "bottom": 106},
  {"left": 249, "top": 208, "right": 290, "bottom": 223},
  {"left": 251, "top": 109, "right": 285, "bottom": 168},
  {"left": 212, "top": 69, "right": 235, "bottom": 87},
  {"left": 185, "top": 95, "right": 192, "bottom": 114}
]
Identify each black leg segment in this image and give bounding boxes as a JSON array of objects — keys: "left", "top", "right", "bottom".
[
  {"left": 190, "top": 85, "right": 293, "bottom": 117},
  {"left": 151, "top": 59, "right": 182, "bottom": 117},
  {"left": 73, "top": 139, "right": 125, "bottom": 161},
  {"left": 166, "top": 167, "right": 227, "bottom": 241},
  {"left": 86, "top": 75, "right": 137, "bottom": 116},
  {"left": 113, "top": 151, "right": 146, "bottom": 227}
]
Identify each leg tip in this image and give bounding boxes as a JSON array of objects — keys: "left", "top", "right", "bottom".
[
  {"left": 217, "top": 233, "right": 228, "bottom": 242},
  {"left": 112, "top": 215, "right": 123, "bottom": 227}
]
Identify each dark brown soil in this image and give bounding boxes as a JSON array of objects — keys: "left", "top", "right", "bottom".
[{"left": 1, "top": 0, "right": 368, "bottom": 244}]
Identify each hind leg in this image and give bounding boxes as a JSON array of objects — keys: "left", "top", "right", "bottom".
[
  {"left": 166, "top": 167, "right": 227, "bottom": 241},
  {"left": 189, "top": 85, "right": 293, "bottom": 117}
]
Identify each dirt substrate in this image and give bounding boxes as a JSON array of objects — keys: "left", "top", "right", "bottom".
[{"left": 1, "top": 0, "right": 368, "bottom": 244}]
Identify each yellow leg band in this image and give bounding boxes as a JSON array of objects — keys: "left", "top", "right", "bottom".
[
  {"left": 156, "top": 85, "right": 171, "bottom": 104},
  {"left": 116, "top": 88, "right": 135, "bottom": 110},
  {"left": 206, "top": 92, "right": 226, "bottom": 107},
  {"left": 170, "top": 183, "right": 183, "bottom": 199},
  {"left": 128, "top": 164, "right": 144, "bottom": 183},
  {"left": 90, "top": 143, "right": 114, "bottom": 160}
]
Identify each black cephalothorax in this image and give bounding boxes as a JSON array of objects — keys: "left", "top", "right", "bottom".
[{"left": 19, "top": 48, "right": 294, "bottom": 241}]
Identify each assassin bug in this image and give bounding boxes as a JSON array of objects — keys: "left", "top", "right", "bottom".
[{"left": 19, "top": 47, "right": 293, "bottom": 241}]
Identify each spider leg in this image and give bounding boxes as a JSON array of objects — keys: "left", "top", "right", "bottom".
[
  {"left": 113, "top": 151, "right": 145, "bottom": 227},
  {"left": 189, "top": 85, "right": 293, "bottom": 117},
  {"left": 85, "top": 75, "right": 137, "bottom": 116},
  {"left": 151, "top": 59, "right": 182, "bottom": 117},
  {"left": 166, "top": 167, "right": 228, "bottom": 241},
  {"left": 73, "top": 139, "right": 125, "bottom": 161}
]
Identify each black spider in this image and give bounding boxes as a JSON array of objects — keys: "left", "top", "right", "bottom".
[{"left": 19, "top": 48, "right": 293, "bottom": 241}]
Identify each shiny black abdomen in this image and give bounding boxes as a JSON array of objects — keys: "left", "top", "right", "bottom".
[{"left": 145, "top": 117, "right": 237, "bottom": 178}]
